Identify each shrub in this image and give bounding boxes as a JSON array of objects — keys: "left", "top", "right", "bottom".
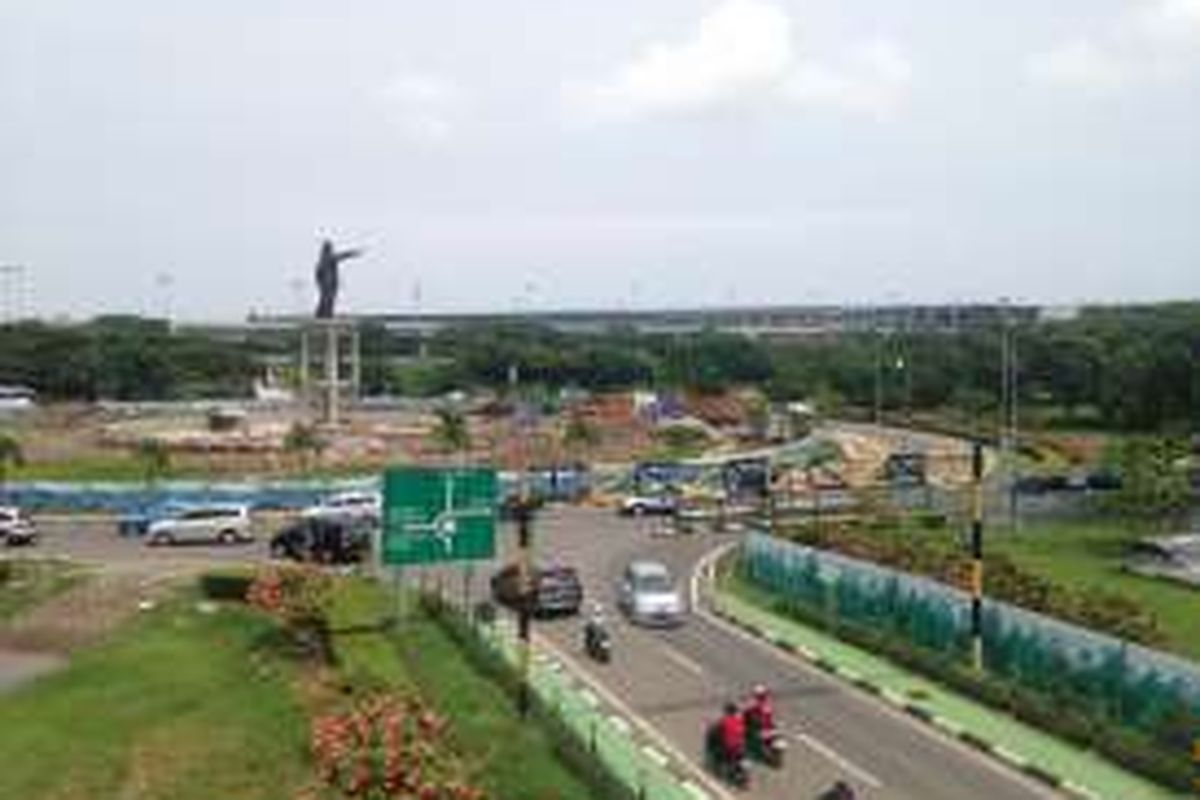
[
  {"left": 198, "top": 572, "right": 253, "bottom": 601},
  {"left": 247, "top": 566, "right": 334, "bottom": 662},
  {"left": 306, "top": 693, "right": 483, "bottom": 800}
]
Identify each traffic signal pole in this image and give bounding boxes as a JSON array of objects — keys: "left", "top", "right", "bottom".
[
  {"left": 516, "top": 496, "right": 534, "bottom": 717},
  {"left": 970, "top": 440, "right": 985, "bottom": 671}
]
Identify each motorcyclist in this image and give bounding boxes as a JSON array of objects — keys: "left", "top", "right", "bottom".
[
  {"left": 717, "top": 700, "right": 746, "bottom": 767},
  {"left": 819, "top": 780, "right": 857, "bottom": 800},
  {"left": 743, "top": 684, "right": 776, "bottom": 750},
  {"left": 584, "top": 602, "right": 607, "bottom": 649}
]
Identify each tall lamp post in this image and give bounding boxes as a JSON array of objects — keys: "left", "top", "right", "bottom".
[
  {"left": 999, "top": 298, "right": 1020, "bottom": 529},
  {"left": 0, "top": 264, "right": 25, "bottom": 323}
]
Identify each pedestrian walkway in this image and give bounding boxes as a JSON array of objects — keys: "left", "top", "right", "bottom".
[{"left": 709, "top": 585, "right": 1185, "bottom": 800}]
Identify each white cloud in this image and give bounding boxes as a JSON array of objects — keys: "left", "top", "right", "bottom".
[
  {"left": 572, "top": 0, "right": 911, "bottom": 120},
  {"left": 381, "top": 73, "right": 461, "bottom": 142},
  {"left": 785, "top": 40, "right": 914, "bottom": 116},
  {"left": 1028, "top": 0, "right": 1200, "bottom": 91},
  {"left": 1026, "top": 39, "right": 1126, "bottom": 91}
]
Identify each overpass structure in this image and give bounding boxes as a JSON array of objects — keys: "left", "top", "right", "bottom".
[{"left": 243, "top": 302, "right": 1050, "bottom": 340}]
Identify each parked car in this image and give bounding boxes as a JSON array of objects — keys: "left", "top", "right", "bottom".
[
  {"left": 270, "top": 517, "right": 369, "bottom": 564},
  {"left": 619, "top": 493, "right": 678, "bottom": 517},
  {"left": 145, "top": 504, "right": 252, "bottom": 546},
  {"left": 491, "top": 563, "right": 583, "bottom": 616},
  {"left": 618, "top": 559, "right": 684, "bottom": 627},
  {"left": 0, "top": 506, "right": 37, "bottom": 546},
  {"left": 117, "top": 501, "right": 189, "bottom": 537},
  {"left": 302, "top": 491, "right": 382, "bottom": 524}
]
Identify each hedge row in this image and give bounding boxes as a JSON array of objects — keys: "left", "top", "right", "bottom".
[{"left": 733, "top": 566, "right": 1194, "bottom": 792}]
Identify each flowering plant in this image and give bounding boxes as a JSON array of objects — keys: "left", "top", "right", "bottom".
[
  {"left": 305, "top": 693, "right": 484, "bottom": 800},
  {"left": 247, "top": 566, "right": 332, "bottom": 628}
]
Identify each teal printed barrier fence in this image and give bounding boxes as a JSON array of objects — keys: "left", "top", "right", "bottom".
[{"left": 742, "top": 531, "right": 1200, "bottom": 754}]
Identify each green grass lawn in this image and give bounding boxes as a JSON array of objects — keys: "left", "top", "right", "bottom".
[
  {"left": 992, "top": 521, "right": 1200, "bottom": 662},
  {"left": 0, "top": 558, "right": 86, "bottom": 620},
  {"left": 328, "top": 580, "right": 606, "bottom": 800},
  {"left": 0, "top": 597, "right": 310, "bottom": 800},
  {"left": 0, "top": 572, "right": 620, "bottom": 800}
]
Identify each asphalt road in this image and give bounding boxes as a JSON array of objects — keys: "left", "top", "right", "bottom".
[
  {"left": 20, "top": 508, "right": 1059, "bottom": 799},
  {"left": 514, "top": 507, "right": 1060, "bottom": 800}
]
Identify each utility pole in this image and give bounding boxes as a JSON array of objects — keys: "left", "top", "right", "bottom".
[
  {"left": 970, "top": 439, "right": 985, "bottom": 671},
  {"left": 0, "top": 264, "right": 24, "bottom": 323},
  {"left": 872, "top": 306, "right": 883, "bottom": 427}
]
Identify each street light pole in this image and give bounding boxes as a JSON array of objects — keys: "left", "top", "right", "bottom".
[
  {"left": 999, "top": 299, "right": 1020, "bottom": 530},
  {"left": 0, "top": 265, "right": 24, "bottom": 323},
  {"left": 872, "top": 306, "right": 883, "bottom": 427}
]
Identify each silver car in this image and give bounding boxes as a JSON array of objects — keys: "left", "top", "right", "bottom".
[
  {"left": 618, "top": 559, "right": 685, "bottom": 627},
  {"left": 146, "top": 504, "right": 253, "bottom": 546}
]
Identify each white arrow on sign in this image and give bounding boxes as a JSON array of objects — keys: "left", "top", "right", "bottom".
[{"left": 399, "top": 473, "right": 491, "bottom": 554}]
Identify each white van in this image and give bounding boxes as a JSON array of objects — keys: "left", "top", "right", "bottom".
[{"left": 146, "top": 505, "right": 252, "bottom": 546}]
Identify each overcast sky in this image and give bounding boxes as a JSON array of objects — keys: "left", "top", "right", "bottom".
[{"left": 3, "top": 0, "right": 1200, "bottom": 321}]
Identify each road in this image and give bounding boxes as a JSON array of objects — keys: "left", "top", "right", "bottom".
[
  {"left": 512, "top": 507, "right": 1060, "bottom": 800},
  {"left": 18, "top": 509, "right": 1059, "bottom": 799}
]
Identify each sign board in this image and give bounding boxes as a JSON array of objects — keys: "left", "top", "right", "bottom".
[{"left": 382, "top": 467, "right": 496, "bottom": 565}]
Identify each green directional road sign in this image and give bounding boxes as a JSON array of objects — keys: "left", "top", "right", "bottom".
[{"left": 382, "top": 467, "right": 497, "bottom": 565}]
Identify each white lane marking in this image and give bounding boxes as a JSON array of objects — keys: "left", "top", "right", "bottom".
[
  {"left": 661, "top": 643, "right": 706, "bottom": 677},
  {"left": 691, "top": 545, "right": 1063, "bottom": 800},
  {"left": 789, "top": 728, "right": 884, "bottom": 790},
  {"left": 533, "top": 632, "right": 739, "bottom": 800}
]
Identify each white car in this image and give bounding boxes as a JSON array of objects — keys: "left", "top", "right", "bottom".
[
  {"left": 146, "top": 505, "right": 252, "bottom": 546},
  {"left": 618, "top": 559, "right": 685, "bottom": 627},
  {"left": 0, "top": 506, "right": 37, "bottom": 546},
  {"left": 302, "top": 491, "right": 382, "bottom": 524}
]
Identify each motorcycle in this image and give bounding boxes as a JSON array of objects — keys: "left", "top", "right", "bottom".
[
  {"left": 704, "top": 724, "right": 750, "bottom": 789},
  {"left": 818, "top": 780, "right": 857, "bottom": 800},
  {"left": 746, "top": 715, "right": 786, "bottom": 768},
  {"left": 584, "top": 620, "right": 612, "bottom": 663}
]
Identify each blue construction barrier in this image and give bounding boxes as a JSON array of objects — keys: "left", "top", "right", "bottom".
[{"left": 2, "top": 467, "right": 594, "bottom": 513}]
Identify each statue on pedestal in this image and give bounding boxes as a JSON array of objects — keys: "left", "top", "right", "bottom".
[{"left": 313, "top": 239, "right": 364, "bottom": 319}]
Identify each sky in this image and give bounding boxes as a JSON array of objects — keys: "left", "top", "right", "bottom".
[{"left": 2, "top": 0, "right": 1200, "bottom": 321}]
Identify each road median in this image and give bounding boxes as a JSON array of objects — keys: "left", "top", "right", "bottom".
[{"left": 695, "top": 546, "right": 1186, "bottom": 800}]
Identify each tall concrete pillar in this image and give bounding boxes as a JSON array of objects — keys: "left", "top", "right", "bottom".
[
  {"left": 325, "top": 322, "right": 339, "bottom": 426},
  {"left": 299, "top": 328, "right": 311, "bottom": 397},
  {"left": 351, "top": 326, "right": 362, "bottom": 401}
]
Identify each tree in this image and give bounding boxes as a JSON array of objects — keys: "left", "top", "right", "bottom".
[
  {"left": 1107, "top": 436, "right": 1192, "bottom": 529},
  {"left": 561, "top": 411, "right": 600, "bottom": 464},
  {"left": 284, "top": 422, "right": 325, "bottom": 474},
  {"left": 135, "top": 437, "right": 171, "bottom": 489},
  {"left": 0, "top": 433, "right": 24, "bottom": 498},
  {"left": 430, "top": 407, "right": 471, "bottom": 461}
]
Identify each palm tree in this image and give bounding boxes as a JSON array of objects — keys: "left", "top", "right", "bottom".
[
  {"left": 283, "top": 422, "right": 325, "bottom": 474},
  {"left": 0, "top": 433, "right": 25, "bottom": 502},
  {"left": 135, "top": 437, "right": 171, "bottom": 489},
  {"left": 430, "top": 407, "right": 471, "bottom": 463},
  {"left": 561, "top": 411, "right": 599, "bottom": 466}
]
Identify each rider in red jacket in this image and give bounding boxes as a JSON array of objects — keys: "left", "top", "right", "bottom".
[
  {"left": 744, "top": 684, "right": 776, "bottom": 735},
  {"left": 718, "top": 701, "right": 746, "bottom": 761}
]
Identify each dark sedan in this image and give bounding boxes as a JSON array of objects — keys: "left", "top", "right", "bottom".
[
  {"left": 490, "top": 563, "right": 583, "bottom": 617},
  {"left": 270, "top": 517, "right": 370, "bottom": 565}
]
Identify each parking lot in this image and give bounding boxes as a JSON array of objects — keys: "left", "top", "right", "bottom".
[{"left": 10, "top": 513, "right": 282, "bottom": 573}]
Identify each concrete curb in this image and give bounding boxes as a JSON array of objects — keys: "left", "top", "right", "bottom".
[{"left": 707, "top": 602, "right": 1090, "bottom": 798}]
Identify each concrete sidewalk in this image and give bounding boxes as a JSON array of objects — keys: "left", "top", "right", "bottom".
[{"left": 708, "top": 584, "right": 1185, "bottom": 800}]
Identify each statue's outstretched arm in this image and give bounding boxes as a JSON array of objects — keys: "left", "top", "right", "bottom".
[{"left": 333, "top": 247, "right": 365, "bottom": 263}]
